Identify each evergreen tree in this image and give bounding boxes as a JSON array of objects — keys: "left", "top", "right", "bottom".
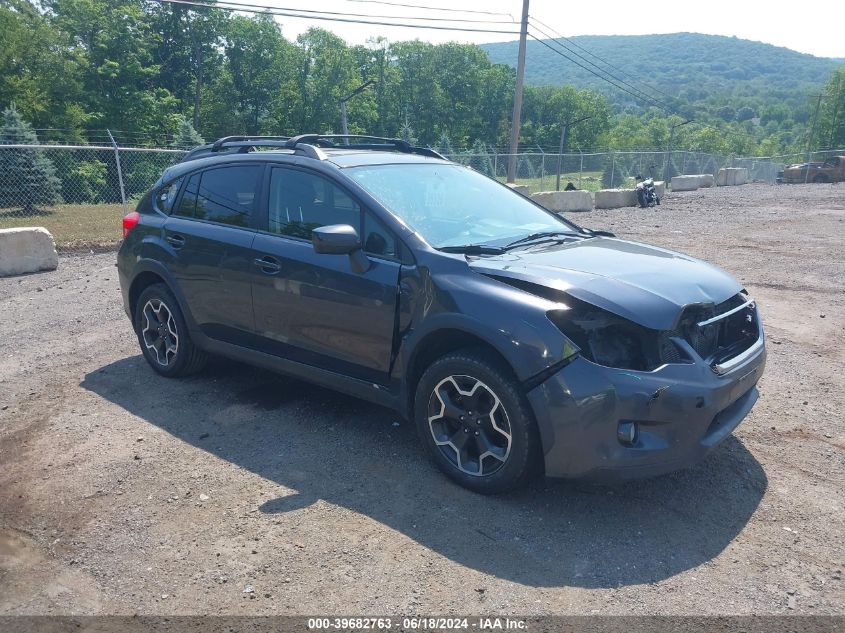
[
  {"left": 435, "top": 132, "right": 454, "bottom": 158},
  {"left": 469, "top": 139, "right": 494, "bottom": 176},
  {"left": 0, "top": 105, "right": 61, "bottom": 213},
  {"left": 172, "top": 115, "right": 205, "bottom": 149},
  {"left": 398, "top": 120, "right": 418, "bottom": 145},
  {"left": 601, "top": 153, "right": 628, "bottom": 188}
]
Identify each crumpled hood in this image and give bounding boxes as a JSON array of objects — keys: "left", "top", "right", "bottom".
[{"left": 469, "top": 237, "right": 742, "bottom": 330}]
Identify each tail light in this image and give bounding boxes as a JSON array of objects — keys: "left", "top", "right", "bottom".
[{"left": 122, "top": 211, "right": 140, "bottom": 238}]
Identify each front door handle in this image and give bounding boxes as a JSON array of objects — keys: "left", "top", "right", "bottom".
[
  {"left": 254, "top": 256, "right": 282, "bottom": 274},
  {"left": 166, "top": 234, "right": 186, "bottom": 248}
]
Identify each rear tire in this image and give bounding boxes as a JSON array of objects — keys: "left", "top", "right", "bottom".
[
  {"left": 637, "top": 190, "right": 647, "bottom": 208},
  {"left": 813, "top": 174, "right": 830, "bottom": 183},
  {"left": 134, "top": 283, "right": 207, "bottom": 377},
  {"left": 414, "top": 348, "right": 543, "bottom": 494}
]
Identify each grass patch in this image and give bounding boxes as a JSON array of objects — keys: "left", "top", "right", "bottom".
[
  {"left": 497, "top": 171, "right": 604, "bottom": 194},
  {"left": 0, "top": 203, "right": 126, "bottom": 250}
]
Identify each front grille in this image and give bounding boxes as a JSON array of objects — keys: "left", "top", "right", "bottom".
[{"left": 676, "top": 294, "right": 758, "bottom": 361}]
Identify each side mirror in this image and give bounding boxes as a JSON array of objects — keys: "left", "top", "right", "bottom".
[{"left": 312, "top": 224, "right": 370, "bottom": 273}]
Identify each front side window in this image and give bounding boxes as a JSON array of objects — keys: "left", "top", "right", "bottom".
[
  {"left": 268, "top": 167, "right": 360, "bottom": 239},
  {"left": 346, "top": 163, "right": 577, "bottom": 249},
  {"left": 362, "top": 210, "right": 398, "bottom": 258}
]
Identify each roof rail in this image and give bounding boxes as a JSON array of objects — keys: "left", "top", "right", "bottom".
[
  {"left": 181, "top": 133, "right": 446, "bottom": 163},
  {"left": 181, "top": 136, "right": 294, "bottom": 162},
  {"left": 210, "top": 135, "right": 291, "bottom": 152},
  {"left": 287, "top": 134, "right": 445, "bottom": 159}
]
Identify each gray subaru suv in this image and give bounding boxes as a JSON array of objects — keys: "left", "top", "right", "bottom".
[{"left": 117, "top": 135, "right": 766, "bottom": 494}]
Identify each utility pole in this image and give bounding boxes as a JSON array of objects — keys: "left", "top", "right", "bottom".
[
  {"left": 664, "top": 119, "right": 692, "bottom": 182},
  {"left": 830, "top": 77, "right": 842, "bottom": 149},
  {"left": 555, "top": 115, "right": 592, "bottom": 190},
  {"left": 506, "top": 0, "right": 530, "bottom": 183},
  {"left": 339, "top": 80, "right": 376, "bottom": 139},
  {"left": 805, "top": 93, "right": 823, "bottom": 184}
]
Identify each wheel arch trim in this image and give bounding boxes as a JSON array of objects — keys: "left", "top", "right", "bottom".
[{"left": 128, "top": 259, "right": 198, "bottom": 333}]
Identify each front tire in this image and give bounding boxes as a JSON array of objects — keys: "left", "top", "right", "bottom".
[
  {"left": 414, "top": 349, "right": 542, "bottom": 494},
  {"left": 134, "top": 283, "right": 207, "bottom": 377}
]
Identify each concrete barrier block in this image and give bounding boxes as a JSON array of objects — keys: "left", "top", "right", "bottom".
[
  {"left": 653, "top": 181, "right": 667, "bottom": 199},
  {"left": 695, "top": 174, "right": 716, "bottom": 188},
  {"left": 594, "top": 189, "right": 638, "bottom": 209},
  {"left": 531, "top": 190, "right": 594, "bottom": 212},
  {"left": 716, "top": 168, "right": 749, "bottom": 186},
  {"left": 671, "top": 175, "right": 700, "bottom": 192},
  {"left": 506, "top": 183, "right": 530, "bottom": 197},
  {"left": 0, "top": 227, "right": 59, "bottom": 277}
]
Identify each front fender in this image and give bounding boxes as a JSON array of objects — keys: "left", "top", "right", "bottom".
[{"left": 397, "top": 267, "right": 575, "bottom": 384}]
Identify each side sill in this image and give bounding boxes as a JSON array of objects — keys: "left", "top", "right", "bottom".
[{"left": 196, "top": 332, "right": 401, "bottom": 412}]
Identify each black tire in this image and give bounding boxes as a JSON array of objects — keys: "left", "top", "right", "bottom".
[
  {"left": 414, "top": 348, "right": 543, "bottom": 494},
  {"left": 134, "top": 283, "right": 207, "bottom": 377},
  {"left": 637, "top": 191, "right": 647, "bottom": 208},
  {"left": 813, "top": 174, "right": 830, "bottom": 184}
]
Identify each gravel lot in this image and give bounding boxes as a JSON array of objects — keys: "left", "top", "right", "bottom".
[{"left": 1, "top": 183, "right": 843, "bottom": 616}]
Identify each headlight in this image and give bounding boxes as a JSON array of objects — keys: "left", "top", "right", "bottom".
[{"left": 547, "top": 296, "right": 685, "bottom": 371}]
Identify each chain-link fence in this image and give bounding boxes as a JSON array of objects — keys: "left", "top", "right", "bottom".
[
  {"left": 1, "top": 143, "right": 842, "bottom": 254},
  {"left": 0, "top": 143, "right": 185, "bottom": 253},
  {"left": 442, "top": 149, "right": 845, "bottom": 195}
]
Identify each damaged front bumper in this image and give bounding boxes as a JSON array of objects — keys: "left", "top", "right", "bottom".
[{"left": 527, "top": 329, "right": 766, "bottom": 480}]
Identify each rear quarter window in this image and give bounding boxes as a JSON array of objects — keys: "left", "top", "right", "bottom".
[{"left": 155, "top": 178, "right": 183, "bottom": 214}]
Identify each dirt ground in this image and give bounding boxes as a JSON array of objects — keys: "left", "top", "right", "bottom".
[{"left": 1, "top": 182, "right": 843, "bottom": 617}]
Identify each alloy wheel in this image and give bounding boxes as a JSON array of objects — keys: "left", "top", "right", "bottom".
[
  {"left": 427, "top": 375, "right": 512, "bottom": 477},
  {"left": 141, "top": 299, "right": 179, "bottom": 367}
]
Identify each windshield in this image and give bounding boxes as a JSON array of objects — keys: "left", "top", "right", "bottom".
[{"left": 345, "top": 163, "right": 577, "bottom": 248}]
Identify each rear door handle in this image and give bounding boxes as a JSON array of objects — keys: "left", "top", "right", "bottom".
[
  {"left": 166, "top": 234, "right": 186, "bottom": 248},
  {"left": 254, "top": 256, "right": 282, "bottom": 274}
]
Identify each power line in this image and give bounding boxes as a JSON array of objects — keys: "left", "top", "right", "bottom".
[
  {"left": 152, "top": 0, "right": 520, "bottom": 33},
  {"left": 177, "top": 0, "right": 517, "bottom": 24},
  {"left": 530, "top": 16, "right": 679, "bottom": 105},
  {"left": 346, "top": 0, "right": 513, "bottom": 18},
  {"left": 528, "top": 22, "right": 676, "bottom": 114}
]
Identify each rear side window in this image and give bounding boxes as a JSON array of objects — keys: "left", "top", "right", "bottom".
[
  {"left": 175, "top": 165, "right": 262, "bottom": 227},
  {"left": 175, "top": 173, "right": 200, "bottom": 218},
  {"left": 268, "top": 167, "right": 360, "bottom": 239}
]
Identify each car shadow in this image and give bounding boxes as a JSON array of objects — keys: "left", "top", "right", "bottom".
[{"left": 81, "top": 355, "right": 767, "bottom": 589}]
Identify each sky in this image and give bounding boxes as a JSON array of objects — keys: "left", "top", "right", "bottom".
[{"left": 244, "top": 0, "right": 845, "bottom": 58}]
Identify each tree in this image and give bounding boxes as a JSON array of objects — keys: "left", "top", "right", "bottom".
[
  {"left": 150, "top": 0, "right": 227, "bottom": 128},
  {"left": 601, "top": 153, "right": 628, "bottom": 188},
  {"left": 398, "top": 120, "right": 418, "bottom": 145},
  {"left": 0, "top": 0, "right": 87, "bottom": 135},
  {"left": 221, "top": 14, "right": 297, "bottom": 134},
  {"left": 468, "top": 139, "right": 494, "bottom": 176},
  {"left": 435, "top": 132, "right": 454, "bottom": 156},
  {"left": 172, "top": 115, "right": 204, "bottom": 149},
  {"left": 0, "top": 104, "right": 62, "bottom": 212},
  {"left": 815, "top": 67, "right": 845, "bottom": 149}
]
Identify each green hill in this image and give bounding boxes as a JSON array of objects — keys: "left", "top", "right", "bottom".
[{"left": 481, "top": 33, "right": 841, "bottom": 110}]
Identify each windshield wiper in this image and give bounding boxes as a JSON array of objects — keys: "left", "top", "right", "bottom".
[
  {"left": 438, "top": 244, "right": 505, "bottom": 255},
  {"left": 580, "top": 228, "right": 616, "bottom": 238},
  {"left": 502, "top": 230, "right": 584, "bottom": 251}
]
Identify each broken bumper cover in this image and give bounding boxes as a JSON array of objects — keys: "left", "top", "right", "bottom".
[{"left": 527, "top": 334, "right": 766, "bottom": 479}]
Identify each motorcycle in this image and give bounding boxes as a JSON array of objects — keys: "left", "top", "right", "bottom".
[{"left": 635, "top": 171, "right": 660, "bottom": 208}]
